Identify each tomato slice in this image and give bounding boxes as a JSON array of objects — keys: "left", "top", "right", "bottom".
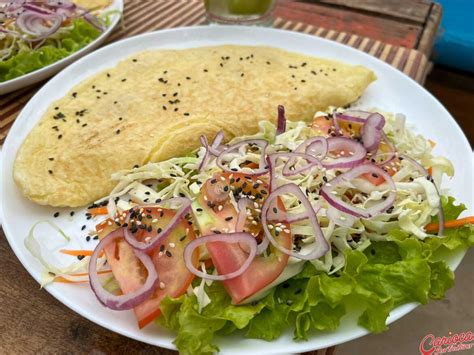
[
  {"left": 311, "top": 115, "right": 334, "bottom": 136},
  {"left": 99, "top": 208, "right": 198, "bottom": 328},
  {"left": 195, "top": 173, "right": 291, "bottom": 304}
]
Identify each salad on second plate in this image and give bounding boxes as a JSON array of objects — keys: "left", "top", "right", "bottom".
[
  {"left": 27, "top": 107, "right": 474, "bottom": 354},
  {"left": 0, "top": 0, "right": 115, "bottom": 82}
]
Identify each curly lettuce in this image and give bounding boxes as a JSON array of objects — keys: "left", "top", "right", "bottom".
[
  {"left": 0, "top": 18, "right": 101, "bottom": 82},
  {"left": 157, "top": 196, "right": 472, "bottom": 355}
]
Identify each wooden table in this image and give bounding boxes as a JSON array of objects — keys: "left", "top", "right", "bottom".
[{"left": 3, "top": 1, "right": 469, "bottom": 355}]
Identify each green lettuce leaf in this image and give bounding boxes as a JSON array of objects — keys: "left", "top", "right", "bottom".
[
  {"left": 157, "top": 195, "right": 472, "bottom": 354},
  {"left": 0, "top": 19, "right": 101, "bottom": 82}
]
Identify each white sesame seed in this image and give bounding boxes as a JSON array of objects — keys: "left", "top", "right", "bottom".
[
  {"left": 152, "top": 218, "right": 158, "bottom": 223},
  {"left": 284, "top": 229, "right": 290, "bottom": 233},
  {"left": 340, "top": 216, "right": 346, "bottom": 221},
  {"left": 254, "top": 202, "right": 259, "bottom": 208},
  {"left": 267, "top": 224, "right": 274, "bottom": 229},
  {"left": 255, "top": 208, "right": 261, "bottom": 213},
  {"left": 349, "top": 151, "right": 355, "bottom": 156},
  {"left": 169, "top": 242, "right": 176, "bottom": 248},
  {"left": 257, "top": 180, "right": 263, "bottom": 184},
  {"left": 249, "top": 195, "right": 256, "bottom": 200},
  {"left": 217, "top": 205, "right": 223, "bottom": 211},
  {"left": 220, "top": 176, "right": 226, "bottom": 181},
  {"left": 203, "top": 196, "right": 208, "bottom": 201},
  {"left": 222, "top": 228, "right": 229, "bottom": 233},
  {"left": 159, "top": 282, "right": 166, "bottom": 289},
  {"left": 136, "top": 220, "right": 142, "bottom": 225},
  {"left": 251, "top": 221, "right": 258, "bottom": 225},
  {"left": 331, "top": 191, "right": 338, "bottom": 195},
  {"left": 107, "top": 221, "right": 112, "bottom": 226},
  {"left": 158, "top": 251, "right": 163, "bottom": 257},
  {"left": 275, "top": 227, "right": 283, "bottom": 232},
  {"left": 325, "top": 183, "right": 332, "bottom": 187}
]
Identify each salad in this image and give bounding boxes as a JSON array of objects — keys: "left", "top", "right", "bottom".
[
  {"left": 0, "top": 0, "right": 114, "bottom": 82},
  {"left": 27, "top": 107, "right": 474, "bottom": 354}
]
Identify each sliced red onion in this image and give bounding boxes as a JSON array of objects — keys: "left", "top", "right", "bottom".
[
  {"left": 321, "top": 163, "right": 396, "bottom": 218},
  {"left": 400, "top": 154, "right": 444, "bottom": 236},
  {"left": 183, "top": 233, "right": 257, "bottom": 280},
  {"left": 89, "top": 228, "right": 159, "bottom": 310},
  {"left": 199, "top": 131, "right": 226, "bottom": 171},
  {"left": 261, "top": 183, "right": 329, "bottom": 260},
  {"left": 278, "top": 152, "right": 322, "bottom": 176},
  {"left": 361, "top": 113, "right": 385, "bottom": 153},
  {"left": 370, "top": 132, "right": 397, "bottom": 166},
  {"left": 216, "top": 139, "right": 268, "bottom": 176},
  {"left": 304, "top": 137, "right": 328, "bottom": 159},
  {"left": 266, "top": 152, "right": 321, "bottom": 192},
  {"left": 22, "top": 3, "right": 54, "bottom": 15},
  {"left": 335, "top": 110, "right": 372, "bottom": 122},
  {"left": 16, "top": 10, "right": 62, "bottom": 39},
  {"left": 124, "top": 198, "right": 191, "bottom": 253},
  {"left": 209, "top": 131, "right": 225, "bottom": 156},
  {"left": 83, "top": 11, "right": 106, "bottom": 31},
  {"left": 322, "top": 137, "right": 367, "bottom": 169},
  {"left": 276, "top": 105, "right": 286, "bottom": 135}
]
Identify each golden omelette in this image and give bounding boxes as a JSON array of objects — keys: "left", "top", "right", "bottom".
[{"left": 13, "top": 45, "right": 376, "bottom": 207}]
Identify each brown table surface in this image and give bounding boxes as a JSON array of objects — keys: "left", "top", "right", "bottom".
[{"left": 1, "top": 1, "right": 473, "bottom": 354}]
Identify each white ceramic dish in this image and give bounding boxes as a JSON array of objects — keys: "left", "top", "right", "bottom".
[
  {"left": 0, "top": 0, "right": 123, "bottom": 95},
  {"left": 1, "top": 26, "right": 472, "bottom": 354}
]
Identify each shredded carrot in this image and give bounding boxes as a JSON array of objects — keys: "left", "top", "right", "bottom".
[
  {"left": 427, "top": 167, "right": 433, "bottom": 176},
  {"left": 54, "top": 270, "right": 112, "bottom": 283},
  {"left": 88, "top": 206, "right": 109, "bottom": 216},
  {"left": 425, "top": 216, "right": 474, "bottom": 233},
  {"left": 60, "top": 249, "right": 104, "bottom": 257}
]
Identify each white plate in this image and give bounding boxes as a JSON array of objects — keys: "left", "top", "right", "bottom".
[
  {"left": 0, "top": 0, "right": 123, "bottom": 95},
  {"left": 1, "top": 26, "right": 473, "bottom": 354}
]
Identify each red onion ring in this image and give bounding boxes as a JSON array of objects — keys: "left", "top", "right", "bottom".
[
  {"left": 216, "top": 139, "right": 268, "bottom": 176},
  {"left": 261, "top": 183, "right": 329, "bottom": 260},
  {"left": 320, "top": 163, "right": 396, "bottom": 218},
  {"left": 89, "top": 228, "right": 159, "bottom": 310},
  {"left": 124, "top": 198, "right": 191, "bottom": 253},
  {"left": 22, "top": 3, "right": 54, "bottom": 15},
  {"left": 399, "top": 154, "right": 445, "bottom": 236},
  {"left": 267, "top": 152, "right": 321, "bottom": 192},
  {"left": 322, "top": 137, "right": 367, "bottom": 169},
  {"left": 198, "top": 131, "right": 226, "bottom": 171},
  {"left": 361, "top": 113, "right": 385, "bottom": 153},
  {"left": 183, "top": 233, "right": 257, "bottom": 280},
  {"left": 335, "top": 110, "right": 372, "bottom": 122},
  {"left": 16, "top": 10, "right": 62, "bottom": 39},
  {"left": 276, "top": 105, "right": 286, "bottom": 135}
]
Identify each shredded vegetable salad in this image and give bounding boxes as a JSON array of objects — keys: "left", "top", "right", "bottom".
[
  {"left": 26, "top": 107, "right": 473, "bottom": 354},
  {"left": 0, "top": 0, "right": 115, "bottom": 82}
]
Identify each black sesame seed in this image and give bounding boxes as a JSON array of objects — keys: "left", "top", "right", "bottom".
[
  {"left": 70, "top": 211, "right": 75, "bottom": 216},
  {"left": 183, "top": 113, "right": 190, "bottom": 116},
  {"left": 132, "top": 59, "right": 137, "bottom": 62},
  {"left": 93, "top": 235, "right": 99, "bottom": 240},
  {"left": 81, "top": 225, "right": 86, "bottom": 230},
  {"left": 86, "top": 236, "right": 91, "bottom": 242},
  {"left": 165, "top": 250, "right": 172, "bottom": 257},
  {"left": 179, "top": 235, "right": 187, "bottom": 242},
  {"left": 225, "top": 216, "right": 233, "bottom": 221},
  {"left": 72, "top": 92, "right": 77, "bottom": 98},
  {"left": 155, "top": 198, "right": 162, "bottom": 203},
  {"left": 116, "top": 129, "right": 121, "bottom": 135},
  {"left": 77, "top": 255, "right": 85, "bottom": 261},
  {"left": 53, "top": 212, "right": 60, "bottom": 218},
  {"left": 48, "top": 170, "right": 53, "bottom": 175},
  {"left": 186, "top": 77, "right": 191, "bottom": 80},
  {"left": 121, "top": 78, "right": 127, "bottom": 82},
  {"left": 196, "top": 208, "right": 203, "bottom": 212}
]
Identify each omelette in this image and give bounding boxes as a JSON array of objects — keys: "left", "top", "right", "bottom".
[{"left": 13, "top": 45, "right": 376, "bottom": 207}]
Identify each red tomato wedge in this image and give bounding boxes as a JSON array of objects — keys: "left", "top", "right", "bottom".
[
  {"left": 195, "top": 173, "right": 292, "bottom": 304},
  {"left": 98, "top": 208, "right": 198, "bottom": 329},
  {"left": 310, "top": 115, "right": 334, "bottom": 136}
]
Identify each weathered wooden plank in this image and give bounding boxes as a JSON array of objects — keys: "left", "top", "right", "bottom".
[
  {"left": 417, "top": 3, "right": 442, "bottom": 58},
  {"left": 276, "top": 2, "right": 421, "bottom": 48},
  {"left": 307, "top": 0, "right": 432, "bottom": 23}
]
